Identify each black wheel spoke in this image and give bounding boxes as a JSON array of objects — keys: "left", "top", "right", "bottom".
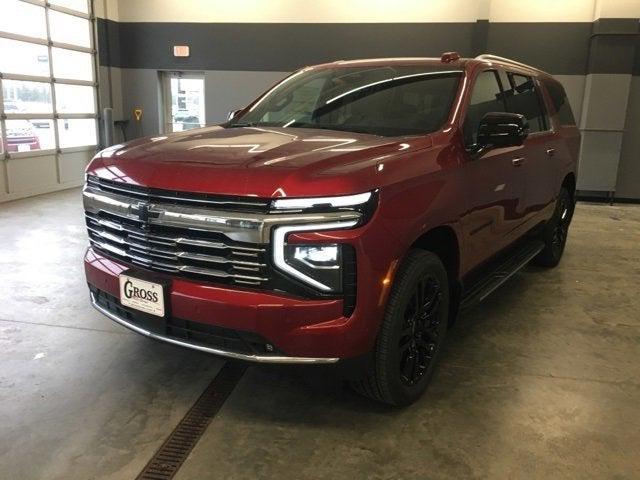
[
  {"left": 398, "top": 275, "right": 443, "bottom": 386},
  {"left": 416, "top": 279, "right": 426, "bottom": 308},
  {"left": 402, "top": 352, "right": 416, "bottom": 381}
]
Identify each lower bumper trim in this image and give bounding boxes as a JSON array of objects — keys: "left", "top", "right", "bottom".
[{"left": 90, "top": 292, "right": 340, "bottom": 364}]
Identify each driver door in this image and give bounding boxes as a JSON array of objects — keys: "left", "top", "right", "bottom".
[{"left": 461, "top": 69, "right": 528, "bottom": 270}]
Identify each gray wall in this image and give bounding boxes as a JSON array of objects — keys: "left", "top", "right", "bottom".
[
  {"left": 617, "top": 76, "right": 640, "bottom": 199},
  {"left": 95, "top": 18, "right": 640, "bottom": 199},
  {"left": 204, "top": 71, "right": 290, "bottom": 124}
]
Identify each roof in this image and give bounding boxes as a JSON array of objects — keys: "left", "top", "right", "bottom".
[{"left": 308, "top": 53, "right": 549, "bottom": 76}]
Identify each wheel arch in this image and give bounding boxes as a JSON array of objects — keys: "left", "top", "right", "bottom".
[
  {"left": 409, "top": 225, "right": 462, "bottom": 326},
  {"left": 410, "top": 225, "right": 460, "bottom": 282}
]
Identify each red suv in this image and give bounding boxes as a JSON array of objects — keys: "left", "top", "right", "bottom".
[{"left": 84, "top": 53, "right": 579, "bottom": 405}]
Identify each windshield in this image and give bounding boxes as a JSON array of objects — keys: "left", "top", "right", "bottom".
[{"left": 227, "top": 66, "right": 462, "bottom": 137}]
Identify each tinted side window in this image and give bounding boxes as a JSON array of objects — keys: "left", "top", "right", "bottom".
[
  {"left": 505, "top": 73, "right": 547, "bottom": 133},
  {"left": 543, "top": 79, "right": 576, "bottom": 126},
  {"left": 464, "top": 70, "right": 506, "bottom": 146}
]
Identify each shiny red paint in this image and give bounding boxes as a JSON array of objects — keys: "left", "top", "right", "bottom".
[{"left": 85, "top": 56, "right": 579, "bottom": 359}]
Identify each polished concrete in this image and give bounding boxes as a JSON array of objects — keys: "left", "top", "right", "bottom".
[{"left": 1, "top": 188, "right": 638, "bottom": 480}]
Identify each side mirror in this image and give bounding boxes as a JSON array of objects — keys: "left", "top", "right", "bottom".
[
  {"left": 477, "top": 112, "right": 528, "bottom": 150},
  {"left": 227, "top": 108, "right": 244, "bottom": 121}
]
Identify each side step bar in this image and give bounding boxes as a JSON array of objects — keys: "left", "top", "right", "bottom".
[{"left": 460, "top": 239, "right": 545, "bottom": 310}]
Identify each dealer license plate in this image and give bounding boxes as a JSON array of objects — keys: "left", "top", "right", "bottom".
[{"left": 119, "top": 274, "right": 165, "bottom": 317}]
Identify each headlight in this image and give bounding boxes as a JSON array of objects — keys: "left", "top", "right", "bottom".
[
  {"left": 285, "top": 244, "right": 342, "bottom": 291},
  {"left": 271, "top": 191, "right": 377, "bottom": 292},
  {"left": 272, "top": 192, "right": 372, "bottom": 210},
  {"left": 270, "top": 190, "right": 378, "bottom": 224},
  {"left": 273, "top": 220, "right": 357, "bottom": 292}
]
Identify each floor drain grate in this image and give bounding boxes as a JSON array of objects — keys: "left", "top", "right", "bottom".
[{"left": 136, "top": 361, "right": 247, "bottom": 480}]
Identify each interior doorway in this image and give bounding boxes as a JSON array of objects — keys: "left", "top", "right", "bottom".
[{"left": 161, "top": 72, "right": 205, "bottom": 133}]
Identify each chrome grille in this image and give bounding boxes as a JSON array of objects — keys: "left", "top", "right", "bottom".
[
  {"left": 83, "top": 175, "right": 361, "bottom": 291},
  {"left": 86, "top": 211, "right": 268, "bottom": 286},
  {"left": 83, "top": 177, "right": 272, "bottom": 286},
  {"left": 86, "top": 175, "right": 271, "bottom": 212}
]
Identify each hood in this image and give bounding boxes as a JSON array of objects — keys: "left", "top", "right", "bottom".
[{"left": 88, "top": 126, "right": 432, "bottom": 198}]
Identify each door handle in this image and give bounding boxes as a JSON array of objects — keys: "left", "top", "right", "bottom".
[
  {"left": 546, "top": 148, "right": 555, "bottom": 157},
  {"left": 512, "top": 157, "right": 525, "bottom": 167}
]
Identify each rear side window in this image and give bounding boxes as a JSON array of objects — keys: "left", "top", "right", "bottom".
[
  {"left": 504, "top": 73, "right": 548, "bottom": 133},
  {"left": 543, "top": 80, "right": 576, "bottom": 126},
  {"left": 464, "top": 70, "right": 506, "bottom": 146}
]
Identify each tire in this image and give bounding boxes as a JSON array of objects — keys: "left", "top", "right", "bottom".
[
  {"left": 351, "top": 250, "right": 449, "bottom": 406},
  {"left": 533, "top": 187, "right": 574, "bottom": 267}
]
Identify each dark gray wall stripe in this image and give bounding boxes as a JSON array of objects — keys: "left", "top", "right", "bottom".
[
  {"left": 635, "top": 37, "right": 640, "bottom": 76},
  {"left": 485, "top": 22, "right": 593, "bottom": 75},
  {"left": 96, "top": 19, "right": 640, "bottom": 75},
  {"left": 471, "top": 20, "right": 489, "bottom": 57},
  {"left": 98, "top": 20, "right": 477, "bottom": 71},
  {"left": 97, "top": 18, "right": 121, "bottom": 67},
  {"left": 589, "top": 18, "right": 639, "bottom": 75}
]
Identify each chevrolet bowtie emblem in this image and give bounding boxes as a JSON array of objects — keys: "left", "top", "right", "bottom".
[{"left": 132, "top": 202, "right": 160, "bottom": 224}]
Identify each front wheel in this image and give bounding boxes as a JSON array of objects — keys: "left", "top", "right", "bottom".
[
  {"left": 533, "top": 187, "right": 574, "bottom": 267},
  {"left": 351, "top": 250, "right": 449, "bottom": 406}
]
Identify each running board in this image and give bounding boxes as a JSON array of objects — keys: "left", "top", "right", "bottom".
[{"left": 460, "top": 239, "right": 545, "bottom": 310}]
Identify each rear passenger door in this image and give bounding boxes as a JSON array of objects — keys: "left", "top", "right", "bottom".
[
  {"left": 502, "top": 71, "right": 557, "bottom": 228},
  {"left": 461, "top": 70, "right": 528, "bottom": 269}
]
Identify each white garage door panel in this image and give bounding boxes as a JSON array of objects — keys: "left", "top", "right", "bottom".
[
  {"left": 59, "top": 150, "right": 92, "bottom": 184},
  {"left": 0, "top": 164, "right": 7, "bottom": 200},
  {"left": 7, "top": 154, "right": 58, "bottom": 194}
]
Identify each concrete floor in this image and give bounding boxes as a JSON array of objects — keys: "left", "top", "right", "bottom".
[{"left": 0, "top": 188, "right": 639, "bottom": 480}]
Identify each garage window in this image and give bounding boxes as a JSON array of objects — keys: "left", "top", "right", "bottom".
[{"left": 0, "top": 0, "right": 97, "bottom": 157}]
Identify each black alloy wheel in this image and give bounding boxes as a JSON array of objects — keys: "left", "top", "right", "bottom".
[
  {"left": 399, "top": 276, "right": 443, "bottom": 386},
  {"left": 534, "top": 186, "right": 574, "bottom": 267},
  {"left": 351, "top": 250, "right": 449, "bottom": 406},
  {"left": 551, "top": 193, "right": 571, "bottom": 257}
]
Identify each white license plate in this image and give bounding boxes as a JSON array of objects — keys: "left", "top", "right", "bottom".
[
  {"left": 119, "top": 275, "right": 165, "bottom": 317},
  {"left": 17, "top": 144, "right": 31, "bottom": 152}
]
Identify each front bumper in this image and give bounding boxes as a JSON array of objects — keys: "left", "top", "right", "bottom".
[
  {"left": 90, "top": 289, "right": 338, "bottom": 364},
  {"left": 85, "top": 247, "right": 387, "bottom": 361}
]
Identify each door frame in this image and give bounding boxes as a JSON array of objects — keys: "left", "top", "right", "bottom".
[{"left": 160, "top": 71, "right": 206, "bottom": 134}]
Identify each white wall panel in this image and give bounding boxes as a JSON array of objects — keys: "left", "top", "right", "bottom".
[
  {"left": 107, "top": 0, "right": 640, "bottom": 23},
  {"left": 113, "top": 0, "right": 487, "bottom": 23},
  {"left": 489, "top": 0, "right": 596, "bottom": 22},
  {"left": 594, "top": 0, "right": 640, "bottom": 19},
  {"left": 553, "top": 75, "right": 587, "bottom": 126},
  {"left": 95, "top": 0, "right": 119, "bottom": 21}
]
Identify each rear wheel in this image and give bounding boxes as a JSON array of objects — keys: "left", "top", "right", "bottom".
[
  {"left": 534, "top": 187, "right": 573, "bottom": 267},
  {"left": 351, "top": 250, "right": 449, "bottom": 406}
]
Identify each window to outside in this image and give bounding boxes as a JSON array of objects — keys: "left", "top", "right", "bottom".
[
  {"left": 0, "top": 0, "right": 97, "bottom": 156},
  {"left": 162, "top": 74, "right": 206, "bottom": 133},
  {"left": 543, "top": 80, "right": 576, "bottom": 126},
  {"left": 228, "top": 66, "right": 461, "bottom": 137},
  {"left": 505, "top": 73, "right": 547, "bottom": 133},
  {"left": 463, "top": 70, "right": 506, "bottom": 146}
]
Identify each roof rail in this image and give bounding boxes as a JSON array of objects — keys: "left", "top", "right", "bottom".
[{"left": 474, "top": 54, "right": 547, "bottom": 74}]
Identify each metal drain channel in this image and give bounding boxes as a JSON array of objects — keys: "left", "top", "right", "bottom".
[{"left": 137, "top": 361, "right": 247, "bottom": 480}]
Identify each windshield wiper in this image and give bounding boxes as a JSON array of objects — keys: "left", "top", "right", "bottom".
[
  {"left": 227, "top": 122, "right": 259, "bottom": 128},
  {"left": 286, "top": 123, "right": 379, "bottom": 135}
]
